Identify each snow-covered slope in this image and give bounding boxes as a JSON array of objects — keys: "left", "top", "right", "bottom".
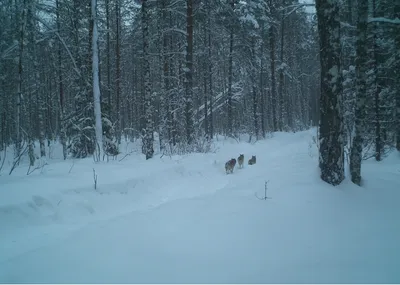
[{"left": 0, "top": 129, "right": 399, "bottom": 283}]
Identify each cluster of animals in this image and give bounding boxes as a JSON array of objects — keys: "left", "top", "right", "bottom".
[{"left": 225, "top": 154, "right": 256, "bottom": 174}]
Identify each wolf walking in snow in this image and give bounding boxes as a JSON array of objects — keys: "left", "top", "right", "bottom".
[
  {"left": 225, "top": 158, "right": 237, "bottom": 174},
  {"left": 238, "top": 154, "right": 244, "bottom": 168},
  {"left": 248, "top": 155, "right": 256, "bottom": 165}
]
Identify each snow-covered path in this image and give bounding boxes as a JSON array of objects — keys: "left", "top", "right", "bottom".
[{"left": 1, "top": 130, "right": 399, "bottom": 283}]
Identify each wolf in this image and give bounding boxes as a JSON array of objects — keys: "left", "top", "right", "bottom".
[
  {"left": 238, "top": 154, "right": 244, "bottom": 168},
  {"left": 248, "top": 155, "right": 256, "bottom": 165},
  {"left": 225, "top": 158, "right": 237, "bottom": 174}
]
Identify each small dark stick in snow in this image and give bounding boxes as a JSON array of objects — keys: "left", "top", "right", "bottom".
[
  {"left": 93, "top": 168, "right": 98, "bottom": 190},
  {"left": 255, "top": 180, "right": 270, "bottom": 200}
]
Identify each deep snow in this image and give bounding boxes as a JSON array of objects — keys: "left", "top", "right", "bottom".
[{"left": 0, "top": 129, "right": 399, "bottom": 283}]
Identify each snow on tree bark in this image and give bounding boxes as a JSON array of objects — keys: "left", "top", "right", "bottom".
[
  {"left": 316, "top": 0, "right": 345, "bottom": 186},
  {"left": 142, "top": 0, "right": 154, "bottom": 159},
  {"left": 350, "top": 0, "right": 368, "bottom": 186},
  {"left": 91, "top": 0, "right": 104, "bottom": 159}
]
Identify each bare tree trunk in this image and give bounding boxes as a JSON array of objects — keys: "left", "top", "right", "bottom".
[
  {"left": 208, "top": 1, "right": 214, "bottom": 139},
  {"left": 395, "top": 1, "right": 400, "bottom": 151},
  {"left": 260, "top": 26, "right": 266, "bottom": 138},
  {"left": 30, "top": 1, "right": 46, "bottom": 157},
  {"left": 350, "top": 0, "right": 368, "bottom": 186},
  {"left": 316, "top": 0, "right": 345, "bottom": 186},
  {"left": 115, "top": 0, "right": 122, "bottom": 144},
  {"left": 185, "top": 0, "right": 194, "bottom": 144},
  {"left": 16, "top": 0, "right": 28, "bottom": 159},
  {"left": 56, "top": 0, "right": 67, "bottom": 160},
  {"left": 269, "top": 0, "right": 278, "bottom": 132},
  {"left": 91, "top": 0, "right": 104, "bottom": 159},
  {"left": 372, "top": 0, "right": 382, "bottom": 161},
  {"left": 161, "top": 0, "right": 170, "bottom": 147},
  {"left": 203, "top": 21, "right": 209, "bottom": 140},
  {"left": 142, "top": 0, "right": 154, "bottom": 159},
  {"left": 251, "top": 37, "right": 259, "bottom": 139},
  {"left": 105, "top": 0, "right": 111, "bottom": 118},
  {"left": 227, "top": 0, "right": 235, "bottom": 137},
  {"left": 278, "top": 1, "right": 285, "bottom": 131}
]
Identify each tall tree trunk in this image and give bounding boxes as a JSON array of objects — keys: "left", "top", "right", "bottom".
[
  {"left": 227, "top": 0, "right": 235, "bottom": 137},
  {"left": 278, "top": 1, "right": 285, "bottom": 131},
  {"left": 142, "top": 0, "right": 154, "bottom": 159},
  {"left": 105, "top": 0, "right": 111, "bottom": 118},
  {"left": 185, "top": 0, "right": 194, "bottom": 144},
  {"left": 251, "top": 37, "right": 259, "bottom": 139},
  {"left": 115, "top": 0, "right": 122, "bottom": 144},
  {"left": 208, "top": 2, "right": 214, "bottom": 139},
  {"left": 269, "top": 0, "right": 278, "bottom": 132},
  {"left": 350, "top": 0, "right": 368, "bottom": 186},
  {"left": 161, "top": 0, "right": 171, "bottom": 147},
  {"left": 372, "top": 0, "right": 382, "bottom": 161},
  {"left": 260, "top": 26, "right": 266, "bottom": 138},
  {"left": 91, "top": 0, "right": 103, "bottom": 159},
  {"left": 16, "top": 0, "right": 28, "bottom": 159},
  {"left": 395, "top": 1, "right": 400, "bottom": 151},
  {"left": 56, "top": 0, "right": 67, "bottom": 160},
  {"left": 316, "top": 0, "right": 345, "bottom": 186},
  {"left": 203, "top": 21, "right": 209, "bottom": 140},
  {"left": 30, "top": 1, "right": 46, "bottom": 157}
]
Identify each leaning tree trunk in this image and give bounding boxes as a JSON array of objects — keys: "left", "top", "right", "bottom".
[
  {"left": 316, "top": 0, "right": 345, "bottom": 186},
  {"left": 350, "top": 0, "right": 368, "bottom": 186},
  {"left": 142, "top": 0, "right": 154, "bottom": 159}
]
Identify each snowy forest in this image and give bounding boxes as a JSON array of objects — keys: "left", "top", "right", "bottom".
[{"left": 0, "top": 0, "right": 399, "bottom": 186}]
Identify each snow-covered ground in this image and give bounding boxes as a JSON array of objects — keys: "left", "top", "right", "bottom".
[{"left": 0, "top": 129, "right": 399, "bottom": 283}]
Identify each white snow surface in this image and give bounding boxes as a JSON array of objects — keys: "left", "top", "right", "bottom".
[{"left": 0, "top": 129, "right": 399, "bottom": 283}]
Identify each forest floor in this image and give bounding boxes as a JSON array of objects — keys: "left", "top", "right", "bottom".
[{"left": 0, "top": 129, "right": 399, "bottom": 283}]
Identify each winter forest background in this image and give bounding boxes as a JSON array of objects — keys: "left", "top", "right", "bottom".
[{"left": 0, "top": 0, "right": 399, "bottom": 186}]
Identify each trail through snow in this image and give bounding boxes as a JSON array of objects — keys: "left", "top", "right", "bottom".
[{"left": 0, "top": 130, "right": 399, "bottom": 283}]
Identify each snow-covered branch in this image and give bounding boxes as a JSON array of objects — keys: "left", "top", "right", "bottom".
[{"left": 368, "top": 17, "right": 400, "bottom": 25}]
